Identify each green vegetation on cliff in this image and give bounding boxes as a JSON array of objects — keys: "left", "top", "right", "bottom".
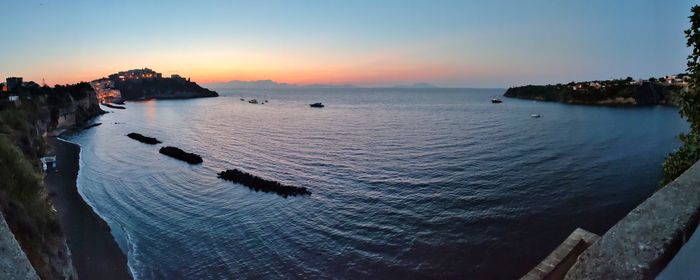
[
  {"left": 504, "top": 80, "right": 683, "bottom": 106},
  {"left": 0, "top": 135, "right": 60, "bottom": 279},
  {"left": 663, "top": 5, "right": 700, "bottom": 184},
  {"left": 0, "top": 82, "right": 102, "bottom": 278}
]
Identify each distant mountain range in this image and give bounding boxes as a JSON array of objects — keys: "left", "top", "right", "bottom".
[{"left": 204, "top": 80, "right": 439, "bottom": 89}]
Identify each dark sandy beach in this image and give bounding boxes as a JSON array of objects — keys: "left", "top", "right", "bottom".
[{"left": 44, "top": 138, "right": 132, "bottom": 280}]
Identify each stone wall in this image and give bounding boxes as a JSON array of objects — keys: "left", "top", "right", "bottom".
[
  {"left": 564, "top": 161, "right": 700, "bottom": 279},
  {"left": 0, "top": 214, "right": 39, "bottom": 280}
]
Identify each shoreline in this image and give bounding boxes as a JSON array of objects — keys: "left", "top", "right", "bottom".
[
  {"left": 44, "top": 138, "right": 132, "bottom": 280},
  {"left": 503, "top": 95, "right": 678, "bottom": 108}
]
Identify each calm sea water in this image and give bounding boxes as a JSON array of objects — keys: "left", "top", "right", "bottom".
[{"left": 66, "top": 88, "right": 688, "bottom": 279}]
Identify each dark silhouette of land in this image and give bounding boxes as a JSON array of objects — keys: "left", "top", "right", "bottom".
[{"left": 504, "top": 80, "right": 683, "bottom": 106}]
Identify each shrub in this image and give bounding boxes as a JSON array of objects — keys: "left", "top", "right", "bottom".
[{"left": 662, "top": 5, "right": 700, "bottom": 184}]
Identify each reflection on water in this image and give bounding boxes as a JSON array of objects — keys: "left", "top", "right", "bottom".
[
  {"left": 142, "top": 99, "right": 157, "bottom": 124},
  {"left": 69, "top": 88, "right": 687, "bottom": 279}
]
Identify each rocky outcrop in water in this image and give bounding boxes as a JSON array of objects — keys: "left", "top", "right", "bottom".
[
  {"left": 159, "top": 146, "right": 203, "bottom": 164},
  {"left": 217, "top": 169, "right": 311, "bottom": 197},
  {"left": 127, "top": 133, "right": 161, "bottom": 144}
]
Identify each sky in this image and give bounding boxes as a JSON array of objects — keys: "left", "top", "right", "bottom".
[{"left": 0, "top": 0, "right": 696, "bottom": 87}]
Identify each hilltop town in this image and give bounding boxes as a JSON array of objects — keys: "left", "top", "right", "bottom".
[{"left": 91, "top": 68, "right": 218, "bottom": 102}]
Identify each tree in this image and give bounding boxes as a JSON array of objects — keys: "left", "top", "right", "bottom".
[
  {"left": 625, "top": 76, "right": 634, "bottom": 82},
  {"left": 662, "top": 5, "right": 700, "bottom": 184}
]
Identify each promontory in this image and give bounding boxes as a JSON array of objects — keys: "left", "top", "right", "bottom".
[
  {"left": 91, "top": 68, "right": 218, "bottom": 103},
  {"left": 504, "top": 75, "right": 688, "bottom": 106}
]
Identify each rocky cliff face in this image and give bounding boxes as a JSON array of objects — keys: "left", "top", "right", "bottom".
[
  {"left": 0, "top": 82, "right": 104, "bottom": 279},
  {"left": 504, "top": 82, "right": 682, "bottom": 106}
]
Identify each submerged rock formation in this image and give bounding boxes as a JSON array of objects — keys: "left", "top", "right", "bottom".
[
  {"left": 127, "top": 133, "right": 161, "bottom": 144},
  {"left": 159, "top": 146, "right": 203, "bottom": 164},
  {"left": 217, "top": 169, "right": 311, "bottom": 198}
]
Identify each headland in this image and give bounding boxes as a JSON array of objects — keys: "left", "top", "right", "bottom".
[{"left": 504, "top": 75, "right": 687, "bottom": 106}]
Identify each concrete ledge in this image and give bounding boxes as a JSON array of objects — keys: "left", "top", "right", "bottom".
[
  {"left": 0, "top": 214, "right": 39, "bottom": 280},
  {"left": 564, "top": 161, "right": 700, "bottom": 279},
  {"left": 521, "top": 228, "right": 600, "bottom": 280}
]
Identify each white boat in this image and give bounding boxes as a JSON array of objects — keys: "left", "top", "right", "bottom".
[{"left": 531, "top": 114, "right": 541, "bottom": 118}]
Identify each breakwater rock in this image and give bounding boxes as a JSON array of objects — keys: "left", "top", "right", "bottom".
[
  {"left": 102, "top": 103, "right": 125, "bottom": 109},
  {"left": 217, "top": 169, "right": 311, "bottom": 197},
  {"left": 127, "top": 133, "right": 161, "bottom": 144},
  {"left": 159, "top": 146, "right": 203, "bottom": 164}
]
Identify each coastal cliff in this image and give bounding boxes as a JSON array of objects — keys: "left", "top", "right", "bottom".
[
  {"left": 504, "top": 81, "right": 683, "bottom": 106},
  {"left": 0, "top": 82, "right": 104, "bottom": 279}
]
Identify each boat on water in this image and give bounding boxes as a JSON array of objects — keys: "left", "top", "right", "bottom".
[
  {"left": 310, "top": 102, "right": 325, "bottom": 108},
  {"left": 531, "top": 114, "right": 541, "bottom": 118},
  {"left": 240, "top": 98, "right": 245, "bottom": 101},
  {"left": 249, "top": 99, "right": 258, "bottom": 104},
  {"left": 492, "top": 98, "right": 503, "bottom": 103}
]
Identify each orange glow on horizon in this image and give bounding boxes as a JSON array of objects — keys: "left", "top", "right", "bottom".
[
  {"left": 7, "top": 43, "right": 493, "bottom": 86},
  {"left": 21, "top": 64, "right": 479, "bottom": 87}
]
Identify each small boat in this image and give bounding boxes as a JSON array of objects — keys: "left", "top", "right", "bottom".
[
  {"left": 310, "top": 102, "right": 325, "bottom": 108},
  {"left": 248, "top": 99, "right": 258, "bottom": 104},
  {"left": 491, "top": 98, "right": 503, "bottom": 103},
  {"left": 240, "top": 98, "right": 245, "bottom": 101},
  {"left": 531, "top": 114, "right": 541, "bottom": 118}
]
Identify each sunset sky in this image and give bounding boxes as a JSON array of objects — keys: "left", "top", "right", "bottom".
[{"left": 1, "top": 0, "right": 695, "bottom": 87}]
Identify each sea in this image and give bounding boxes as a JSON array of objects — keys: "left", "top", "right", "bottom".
[{"left": 64, "top": 88, "right": 688, "bottom": 279}]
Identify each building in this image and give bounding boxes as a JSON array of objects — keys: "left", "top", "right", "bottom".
[
  {"left": 40, "top": 156, "right": 57, "bottom": 172},
  {"left": 108, "top": 68, "right": 162, "bottom": 81},
  {"left": 22, "top": 81, "right": 39, "bottom": 89},
  {"left": 6, "top": 77, "right": 22, "bottom": 91},
  {"left": 90, "top": 79, "right": 122, "bottom": 103}
]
